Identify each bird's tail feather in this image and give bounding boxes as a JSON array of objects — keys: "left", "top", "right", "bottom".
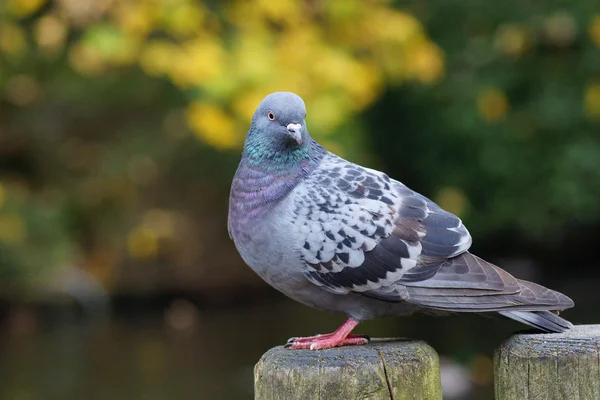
[
  {"left": 498, "top": 310, "right": 573, "bottom": 333},
  {"left": 398, "top": 252, "right": 574, "bottom": 332},
  {"left": 406, "top": 278, "right": 573, "bottom": 312}
]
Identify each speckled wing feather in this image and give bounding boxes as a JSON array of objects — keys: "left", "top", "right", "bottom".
[
  {"left": 291, "top": 154, "right": 574, "bottom": 317},
  {"left": 291, "top": 154, "right": 472, "bottom": 298}
]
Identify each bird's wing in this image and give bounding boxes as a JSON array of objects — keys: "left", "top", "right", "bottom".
[{"left": 292, "top": 154, "right": 473, "bottom": 297}]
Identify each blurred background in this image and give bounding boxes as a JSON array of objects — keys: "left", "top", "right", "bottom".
[{"left": 0, "top": 0, "right": 599, "bottom": 398}]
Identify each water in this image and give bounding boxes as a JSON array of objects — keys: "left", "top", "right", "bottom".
[{"left": 0, "top": 290, "right": 593, "bottom": 400}]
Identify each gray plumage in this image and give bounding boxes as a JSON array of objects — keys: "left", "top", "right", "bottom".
[{"left": 228, "top": 91, "right": 574, "bottom": 334}]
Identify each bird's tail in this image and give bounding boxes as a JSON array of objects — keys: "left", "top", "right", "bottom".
[
  {"left": 498, "top": 310, "right": 573, "bottom": 333},
  {"left": 398, "top": 252, "right": 574, "bottom": 332}
]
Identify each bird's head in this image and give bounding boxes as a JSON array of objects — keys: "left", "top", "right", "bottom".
[
  {"left": 244, "top": 92, "right": 315, "bottom": 166},
  {"left": 251, "top": 91, "right": 307, "bottom": 145}
]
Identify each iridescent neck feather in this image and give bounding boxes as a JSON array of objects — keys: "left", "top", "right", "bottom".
[{"left": 229, "top": 128, "right": 326, "bottom": 225}]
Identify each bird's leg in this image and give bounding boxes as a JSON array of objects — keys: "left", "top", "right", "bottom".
[{"left": 285, "top": 318, "right": 369, "bottom": 350}]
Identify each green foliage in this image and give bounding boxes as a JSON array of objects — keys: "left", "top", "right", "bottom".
[
  {"left": 0, "top": 0, "right": 599, "bottom": 291},
  {"left": 371, "top": 0, "right": 600, "bottom": 240}
]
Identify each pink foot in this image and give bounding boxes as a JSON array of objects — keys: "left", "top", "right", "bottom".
[
  {"left": 286, "top": 333, "right": 368, "bottom": 344},
  {"left": 287, "top": 335, "right": 368, "bottom": 350},
  {"left": 284, "top": 318, "right": 368, "bottom": 350}
]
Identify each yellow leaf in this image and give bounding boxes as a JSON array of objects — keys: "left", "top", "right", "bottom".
[
  {"left": 232, "top": 90, "right": 268, "bottom": 123},
  {"left": 344, "top": 61, "right": 383, "bottom": 110},
  {"left": 370, "top": 10, "right": 422, "bottom": 43},
  {"left": 139, "top": 40, "right": 177, "bottom": 76},
  {"left": 113, "top": 1, "right": 156, "bottom": 37},
  {"left": 160, "top": 2, "right": 206, "bottom": 37},
  {"left": 312, "top": 48, "right": 353, "bottom": 86},
  {"left": 323, "top": 0, "right": 361, "bottom": 21},
  {"left": 275, "top": 27, "right": 321, "bottom": 70},
  {"left": 186, "top": 103, "right": 241, "bottom": 149},
  {"left": 169, "top": 38, "right": 225, "bottom": 87},
  {"left": 233, "top": 35, "right": 274, "bottom": 83},
  {"left": 254, "top": 0, "right": 300, "bottom": 24},
  {"left": 309, "top": 94, "right": 350, "bottom": 133},
  {"left": 406, "top": 41, "right": 445, "bottom": 84},
  {"left": 8, "top": 0, "right": 46, "bottom": 17}
]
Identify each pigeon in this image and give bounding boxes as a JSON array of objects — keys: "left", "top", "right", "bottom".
[{"left": 228, "top": 91, "right": 574, "bottom": 350}]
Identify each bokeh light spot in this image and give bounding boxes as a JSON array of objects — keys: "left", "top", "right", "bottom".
[
  {"left": 589, "top": 16, "right": 600, "bottom": 47},
  {"left": 34, "top": 15, "right": 68, "bottom": 54},
  {"left": 0, "top": 212, "right": 27, "bottom": 245},
  {"left": 584, "top": 83, "right": 600, "bottom": 118},
  {"left": 127, "top": 226, "right": 159, "bottom": 260},
  {"left": 4, "top": 75, "right": 42, "bottom": 106},
  {"left": 495, "top": 24, "right": 529, "bottom": 57},
  {"left": 8, "top": 0, "right": 46, "bottom": 17},
  {"left": 477, "top": 88, "right": 509, "bottom": 123},
  {"left": 0, "top": 184, "right": 5, "bottom": 209},
  {"left": 0, "top": 23, "right": 27, "bottom": 58},
  {"left": 435, "top": 187, "right": 469, "bottom": 217}
]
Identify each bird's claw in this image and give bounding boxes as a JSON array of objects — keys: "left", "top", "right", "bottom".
[
  {"left": 286, "top": 336, "right": 369, "bottom": 350},
  {"left": 286, "top": 333, "right": 327, "bottom": 344},
  {"left": 285, "top": 333, "right": 370, "bottom": 350}
]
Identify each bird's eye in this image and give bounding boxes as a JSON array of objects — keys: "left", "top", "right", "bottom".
[{"left": 267, "top": 111, "right": 275, "bottom": 121}]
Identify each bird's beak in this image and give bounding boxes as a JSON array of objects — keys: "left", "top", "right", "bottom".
[{"left": 286, "top": 123, "right": 303, "bottom": 145}]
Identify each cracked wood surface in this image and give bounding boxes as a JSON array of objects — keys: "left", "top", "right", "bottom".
[
  {"left": 254, "top": 338, "right": 441, "bottom": 400},
  {"left": 494, "top": 324, "right": 600, "bottom": 400}
]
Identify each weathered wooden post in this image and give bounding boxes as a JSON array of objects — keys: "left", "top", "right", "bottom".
[
  {"left": 494, "top": 324, "right": 600, "bottom": 400},
  {"left": 254, "top": 338, "right": 442, "bottom": 400}
]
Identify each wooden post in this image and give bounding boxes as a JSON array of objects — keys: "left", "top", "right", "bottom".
[
  {"left": 494, "top": 324, "right": 600, "bottom": 400},
  {"left": 254, "top": 338, "right": 442, "bottom": 400}
]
